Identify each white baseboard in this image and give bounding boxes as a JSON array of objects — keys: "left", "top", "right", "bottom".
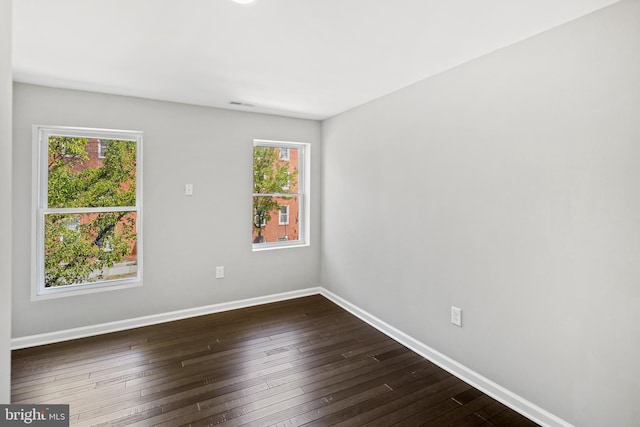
[
  {"left": 10, "top": 287, "right": 321, "bottom": 350},
  {"left": 11, "top": 285, "right": 571, "bottom": 427},
  {"left": 319, "top": 288, "right": 573, "bottom": 427}
]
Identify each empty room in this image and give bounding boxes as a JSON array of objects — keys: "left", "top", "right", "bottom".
[{"left": 1, "top": 0, "right": 639, "bottom": 426}]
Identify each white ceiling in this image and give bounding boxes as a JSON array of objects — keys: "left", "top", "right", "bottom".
[{"left": 12, "top": 0, "right": 621, "bottom": 120}]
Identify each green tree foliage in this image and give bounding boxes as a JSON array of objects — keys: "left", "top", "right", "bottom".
[
  {"left": 252, "top": 146, "right": 298, "bottom": 243},
  {"left": 45, "top": 136, "right": 137, "bottom": 287}
]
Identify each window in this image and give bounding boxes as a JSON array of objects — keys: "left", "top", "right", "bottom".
[
  {"left": 278, "top": 205, "right": 289, "bottom": 225},
  {"left": 252, "top": 140, "right": 309, "bottom": 249},
  {"left": 98, "top": 140, "right": 109, "bottom": 158},
  {"left": 282, "top": 172, "right": 290, "bottom": 191},
  {"left": 254, "top": 214, "right": 266, "bottom": 227},
  {"left": 66, "top": 216, "right": 80, "bottom": 231},
  {"left": 32, "top": 125, "right": 143, "bottom": 299}
]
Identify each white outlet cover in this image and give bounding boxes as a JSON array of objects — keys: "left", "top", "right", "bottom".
[{"left": 451, "top": 306, "right": 462, "bottom": 327}]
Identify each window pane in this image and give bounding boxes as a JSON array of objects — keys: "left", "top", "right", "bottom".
[
  {"left": 48, "top": 136, "right": 137, "bottom": 208},
  {"left": 253, "top": 146, "right": 299, "bottom": 194},
  {"left": 44, "top": 212, "right": 138, "bottom": 287},
  {"left": 252, "top": 196, "right": 299, "bottom": 243}
]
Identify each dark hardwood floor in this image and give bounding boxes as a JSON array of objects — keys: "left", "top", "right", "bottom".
[{"left": 11, "top": 295, "right": 539, "bottom": 426}]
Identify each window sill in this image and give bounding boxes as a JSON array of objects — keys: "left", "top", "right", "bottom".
[
  {"left": 252, "top": 242, "right": 309, "bottom": 252},
  {"left": 32, "top": 278, "right": 142, "bottom": 301}
]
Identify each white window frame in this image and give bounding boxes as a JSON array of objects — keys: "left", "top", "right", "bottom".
[
  {"left": 253, "top": 139, "right": 309, "bottom": 251},
  {"left": 31, "top": 125, "right": 143, "bottom": 300},
  {"left": 278, "top": 205, "right": 289, "bottom": 225}
]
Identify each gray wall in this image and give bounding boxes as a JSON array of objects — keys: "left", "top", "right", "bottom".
[
  {"left": 1, "top": 0, "right": 12, "bottom": 404},
  {"left": 321, "top": 1, "right": 640, "bottom": 426},
  {"left": 12, "top": 83, "right": 321, "bottom": 338}
]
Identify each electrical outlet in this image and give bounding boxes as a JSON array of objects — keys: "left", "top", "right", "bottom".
[
  {"left": 216, "top": 266, "right": 224, "bottom": 279},
  {"left": 185, "top": 184, "right": 194, "bottom": 196},
  {"left": 451, "top": 306, "right": 462, "bottom": 327}
]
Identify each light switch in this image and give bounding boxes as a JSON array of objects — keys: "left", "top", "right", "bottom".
[{"left": 185, "top": 184, "right": 193, "bottom": 196}]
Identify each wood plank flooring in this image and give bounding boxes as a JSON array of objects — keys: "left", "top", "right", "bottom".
[{"left": 11, "top": 295, "right": 539, "bottom": 426}]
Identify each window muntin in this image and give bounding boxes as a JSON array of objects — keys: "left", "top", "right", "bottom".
[
  {"left": 252, "top": 140, "right": 307, "bottom": 249},
  {"left": 33, "top": 126, "right": 142, "bottom": 299}
]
